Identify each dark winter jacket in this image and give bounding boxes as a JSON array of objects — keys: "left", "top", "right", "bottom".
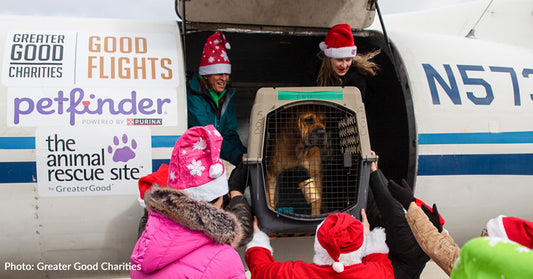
[
  {"left": 187, "top": 74, "right": 246, "bottom": 166},
  {"left": 131, "top": 185, "right": 246, "bottom": 279},
  {"left": 369, "top": 170, "right": 430, "bottom": 279},
  {"left": 304, "top": 58, "right": 369, "bottom": 101}
]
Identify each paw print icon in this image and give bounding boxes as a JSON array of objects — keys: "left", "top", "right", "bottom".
[{"left": 108, "top": 134, "right": 137, "bottom": 162}]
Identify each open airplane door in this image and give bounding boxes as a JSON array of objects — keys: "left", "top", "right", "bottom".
[
  {"left": 178, "top": 0, "right": 380, "bottom": 234},
  {"left": 183, "top": 0, "right": 376, "bottom": 29},
  {"left": 246, "top": 87, "right": 376, "bottom": 234}
]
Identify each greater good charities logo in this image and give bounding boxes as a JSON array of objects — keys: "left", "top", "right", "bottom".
[
  {"left": 2, "top": 32, "right": 76, "bottom": 86},
  {"left": 35, "top": 127, "right": 152, "bottom": 196},
  {"left": 2, "top": 31, "right": 180, "bottom": 86}
]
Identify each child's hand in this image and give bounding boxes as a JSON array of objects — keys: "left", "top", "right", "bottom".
[
  {"left": 253, "top": 216, "right": 261, "bottom": 232},
  {"left": 361, "top": 208, "right": 370, "bottom": 235}
]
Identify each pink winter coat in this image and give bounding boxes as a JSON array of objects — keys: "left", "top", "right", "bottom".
[{"left": 131, "top": 185, "right": 246, "bottom": 279}]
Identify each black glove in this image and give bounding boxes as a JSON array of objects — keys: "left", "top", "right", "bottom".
[
  {"left": 388, "top": 178, "right": 415, "bottom": 209},
  {"left": 228, "top": 162, "right": 248, "bottom": 194},
  {"left": 421, "top": 203, "right": 443, "bottom": 233}
]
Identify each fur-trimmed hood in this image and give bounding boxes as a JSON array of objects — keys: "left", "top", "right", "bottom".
[
  {"left": 131, "top": 185, "right": 246, "bottom": 275},
  {"left": 144, "top": 185, "right": 243, "bottom": 248}
]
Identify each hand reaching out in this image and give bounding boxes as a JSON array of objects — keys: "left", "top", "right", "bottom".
[
  {"left": 252, "top": 216, "right": 260, "bottom": 233},
  {"left": 370, "top": 151, "right": 378, "bottom": 172},
  {"left": 388, "top": 179, "right": 415, "bottom": 209},
  {"left": 421, "top": 203, "right": 443, "bottom": 233},
  {"left": 361, "top": 208, "right": 370, "bottom": 235}
]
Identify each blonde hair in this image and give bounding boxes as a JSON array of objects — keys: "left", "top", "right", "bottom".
[{"left": 316, "top": 49, "right": 381, "bottom": 86}]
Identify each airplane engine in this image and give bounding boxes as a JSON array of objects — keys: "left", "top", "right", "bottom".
[{"left": 245, "top": 86, "right": 376, "bottom": 234}]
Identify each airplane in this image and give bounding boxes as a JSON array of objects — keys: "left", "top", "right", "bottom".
[{"left": 0, "top": 0, "right": 532, "bottom": 277}]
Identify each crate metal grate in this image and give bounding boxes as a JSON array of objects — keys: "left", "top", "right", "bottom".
[{"left": 263, "top": 103, "right": 361, "bottom": 217}]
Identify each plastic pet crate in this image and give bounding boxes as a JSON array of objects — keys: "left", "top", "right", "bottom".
[{"left": 245, "top": 86, "right": 376, "bottom": 234}]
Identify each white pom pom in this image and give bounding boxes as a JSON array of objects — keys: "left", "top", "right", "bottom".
[
  {"left": 225, "top": 42, "right": 231, "bottom": 50},
  {"left": 319, "top": 41, "right": 327, "bottom": 51},
  {"left": 332, "top": 262, "right": 344, "bottom": 273},
  {"left": 209, "top": 163, "right": 223, "bottom": 178}
]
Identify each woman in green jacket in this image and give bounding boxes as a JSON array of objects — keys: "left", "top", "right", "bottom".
[{"left": 187, "top": 31, "right": 246, "bottom": 166}]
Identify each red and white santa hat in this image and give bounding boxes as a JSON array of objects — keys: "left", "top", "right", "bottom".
[
  {"left": 198, "top": 31, "right": 231, "bottom": 76},
  {"left": 313, "top": 213, "right": 366, "bottom": 273},
  {"left": 167, "top": 125, "right": 227, "bottom": 202},
  {"left": 137, "top": 163, "right": 169, "bottom": 207},
  {"left": 486, "top": 215, "right": 533, "bottom": 249},
  {"left": 319, "top": 24, "right": 357, "bottom": 59}
]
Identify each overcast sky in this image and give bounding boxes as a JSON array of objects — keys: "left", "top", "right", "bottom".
[{"left": 1, "top": 0, "right": 480, "bottom": 20}]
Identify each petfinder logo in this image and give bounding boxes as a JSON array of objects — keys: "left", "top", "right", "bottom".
[{"left": 8, "top": 87, "right": 176, "bottom": 127}]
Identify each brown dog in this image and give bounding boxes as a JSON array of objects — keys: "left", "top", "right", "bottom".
[{"left": 266, "top": 105, "right": 327, "bottom": 215}]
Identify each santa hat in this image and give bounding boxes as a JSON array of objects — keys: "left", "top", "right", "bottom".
[
  {"left": 319, "top": 24, "right": 357, "bottom": 59},
  {"left": 167, "top": 125, "right": 227, "bottom": 202},
  {"left": 137, "top": 163, "right": 169, "bottom": 207},
  {"left": 198, "top": 31, "right": 231, "bottom": 76},
  {"left": 313, "top": 213, "right": 366, "bottom": 273},
  {"left": 486, "top": 215, "right": 533, "bottom": 249}
]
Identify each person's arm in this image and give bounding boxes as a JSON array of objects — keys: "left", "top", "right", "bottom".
[
  {"left": 405, "top": 202, "right": 460, "bottom": 275},
  {"left": 219, "top": 99, "right": 246, "bottom": 165},
  {"left": 225, "top": 195, "right": 253, "bottom": 247},
  {"left": 244, "top": 217, "right": 283, "bottom": 278}
]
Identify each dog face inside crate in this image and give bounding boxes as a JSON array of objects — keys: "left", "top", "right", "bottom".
[{"left": 264, "top": 104, "right": 361, "bottom": 216}]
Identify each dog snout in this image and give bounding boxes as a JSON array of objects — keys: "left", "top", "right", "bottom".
[{"left": 310, "top": 127, "right": 327, "bottom": 146}]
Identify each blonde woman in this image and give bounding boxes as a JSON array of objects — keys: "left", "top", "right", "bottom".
[{"left": 312, "top": 24, "right": 380, "bottom": 99}]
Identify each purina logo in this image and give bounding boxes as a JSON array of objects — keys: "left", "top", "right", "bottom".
[{"left": 127, "top": 118, "right": 163, "bottom": 125}]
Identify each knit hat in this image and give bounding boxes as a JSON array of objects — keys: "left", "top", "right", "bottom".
[
  {"left": 313, "top": 213, "right": 365, "bottom": 273},
  {"left": 198, "top": 31, "right": 231, "bottom": 76},
  {"left": 167, "top": 125, "right": 227, "bottom": 202},
  {"left": 138, "top": 163, "right": 169, "bottom": 207},
  {"left": 319, "top": 24, "right": 357, "bottom": 59},
  {"left": 486, "top": 215, "right": 533, "bottom": 249}
]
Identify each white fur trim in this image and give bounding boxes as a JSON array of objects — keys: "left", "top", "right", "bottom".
[
  {"left": 486, "top": 215, "right": 508, "bottom": 240},
  {"left": 183, "top": 169, "right": 228, "bottom": 201},
  {"left": 199, "top": 63, "right": 231, "bottom": 75},
  {"left": 246, "top": 231, "right": 273, "bottom": 255},
  {"left": 363, "top": 227, "right": 389, "bottom": 256},
  {"left": 332, "top": 262, "right": 344, "bottom": 273},
  {"left": 313, "top": 224, "right": 364, "bottom": 267},
  {"left": 138, "top": 196, "right": 146, "bottom": 208},
  {"left": 209, "top": 163, "right": 224, "bottom": 178},
  {"left": 323, "top": 46, "right": 357, "bottom": 58},
  {"left": 319, "top": 41, "right": 327, "bottom": 52}
]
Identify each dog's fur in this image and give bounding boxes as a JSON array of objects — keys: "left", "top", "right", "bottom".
[
  {"left": 145, "top": 185, "right": 243, "bottom": 248},
  {"left": 266, "top": 105, "right": 327, "bottom": 215}
]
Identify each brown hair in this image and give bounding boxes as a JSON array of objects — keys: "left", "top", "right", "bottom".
[{"left": 315, "top": 49, "right": 381, "bottom": 86}]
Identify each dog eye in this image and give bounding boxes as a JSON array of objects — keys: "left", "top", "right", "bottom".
[{"left": 303, "top": 117, "right": 314, "bottom": 125}]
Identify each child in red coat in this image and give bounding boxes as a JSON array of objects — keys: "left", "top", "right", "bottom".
[{"left": 245, "top": 210, "right": 394, "bottom": 279}]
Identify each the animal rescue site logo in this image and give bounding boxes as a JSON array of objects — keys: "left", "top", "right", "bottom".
[{"left": 35, "top": 126, "right": 152, "bottom": 197}]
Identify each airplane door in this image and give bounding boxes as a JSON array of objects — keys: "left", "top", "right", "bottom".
[{"left": 182, "top": 0, "right": 376, "bottom": 29}]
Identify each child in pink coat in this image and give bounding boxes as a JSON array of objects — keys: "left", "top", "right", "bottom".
[{"left": 131, "top": 125, "right": 246, "bottom": 279}]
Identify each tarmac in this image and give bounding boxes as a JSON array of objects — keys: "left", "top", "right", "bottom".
[{"left": 420, "top": 261, "right": 449, "bottom": 278}]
